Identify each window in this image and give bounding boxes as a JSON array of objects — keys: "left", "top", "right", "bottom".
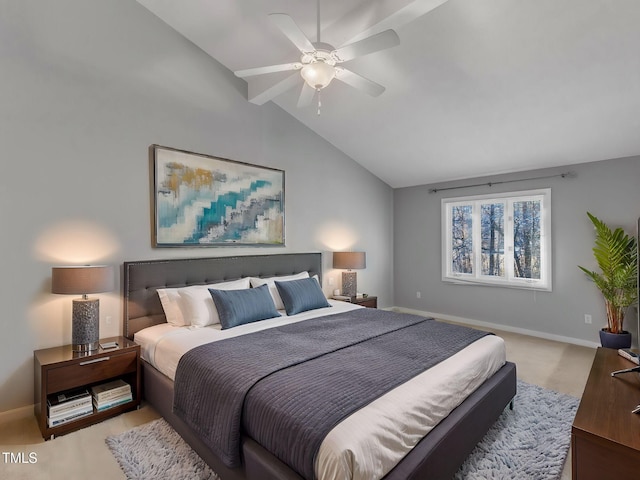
[{"left": 442, "top": 189, "right": 551, "bottom": 291}]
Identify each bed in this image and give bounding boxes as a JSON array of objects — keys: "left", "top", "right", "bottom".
[{"left": 123, "top": 253, "right": 516, "bottom": 480}]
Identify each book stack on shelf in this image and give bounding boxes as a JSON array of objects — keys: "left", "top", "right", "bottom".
[
  {"left": 47, "top": 387, "right": 93, "bottom": 428},
  {"left": 91, "top": 379, "right": 132, "bottom": 411}
]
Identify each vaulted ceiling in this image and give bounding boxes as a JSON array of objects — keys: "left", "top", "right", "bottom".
[{"left": 137, "top": 0, "right": 640, "bottom": 188}]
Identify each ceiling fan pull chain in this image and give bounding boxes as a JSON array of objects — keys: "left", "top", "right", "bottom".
[{"left": 317, "top": 89, "right": 322, "bottom": 116}]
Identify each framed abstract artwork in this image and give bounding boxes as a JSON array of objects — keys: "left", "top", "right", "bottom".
[{"left": 151, "top": 145, "right": 285, "bottom": 247}]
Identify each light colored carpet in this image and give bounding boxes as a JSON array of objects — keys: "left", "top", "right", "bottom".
[{"left": 107, "top": 380, "right": 578, "bottom": 480}]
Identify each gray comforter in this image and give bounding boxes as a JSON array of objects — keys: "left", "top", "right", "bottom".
[{"left": 173, "top": 309, "right": 489, "bottom": 479}]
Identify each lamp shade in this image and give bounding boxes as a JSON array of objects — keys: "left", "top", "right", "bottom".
[
  {"left": 301, "top": 61, "right": 335, "bottom": 90},
  {"left": 333, "top": 252, "right": 366, "bottom": 270},
  {"left": 52, "top": 265, "right": 114, "bottom": 295}
]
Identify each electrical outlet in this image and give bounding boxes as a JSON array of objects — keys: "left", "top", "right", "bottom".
[
  {"left": 584, "top": 314, "right": 592, "bottom": 324},
  {"left": 416, "top": 291, "right": 421, "bottom": 299},
  {"left": 328, "top": 277, "right": 335, "bottom": 286},
  {"left": 106, "top": 316, "right": 112, "bottom": 325}
]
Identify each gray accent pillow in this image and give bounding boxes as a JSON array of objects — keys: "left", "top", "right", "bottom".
[
  {"left": 275, "top": 277, "right": 331, "bottom": 316},
  {"left": 209, "top": 284, "right": 280, "bottom": 329}
]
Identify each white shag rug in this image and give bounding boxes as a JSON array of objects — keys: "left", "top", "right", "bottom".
[
  {"left": 107, "top": 380, "right": 578, "bottom": 480},
  {"left": 454, "top": 380, "right": 578, "bottom": 479},
  {"left": 106, "top": 418, "right": 218, "bottom": 480}
]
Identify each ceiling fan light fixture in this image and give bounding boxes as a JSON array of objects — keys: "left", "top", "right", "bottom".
[{"left": 300, "top": 61, "right": 335, "bottom": 90}]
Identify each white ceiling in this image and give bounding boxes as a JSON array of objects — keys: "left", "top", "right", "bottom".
[{"left": 136, "top": 0, "right": 640, "bottom": 188}]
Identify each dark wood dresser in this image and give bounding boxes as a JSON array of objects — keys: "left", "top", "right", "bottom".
[{"left": 571, "top": 347, "right": 640, "bottom": 479}]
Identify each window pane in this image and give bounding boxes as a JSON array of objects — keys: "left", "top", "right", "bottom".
[
  {"left": 513, "top": 200, "right": 541, "bottom": 279},
  {"left": 480, "top": 203, "right": 504, "bottom": 276},
  {"left": 451, "top": 205, "right": 473, "bottom": 274}
]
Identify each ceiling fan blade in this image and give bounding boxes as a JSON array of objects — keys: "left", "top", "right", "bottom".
[
  {"left": 235, "top": 62, "right": 302, "bottom": 78},
  {"left": 333, "top": 29, "right": 400, "bottom": 63},
  {"left": 334, "top": 67, "right": 385, "bottom": 97},
  {"left": 297, "top": 83, "right": 316, "bottom": 107},
  {"left": 248, "top": 72, "right": 300, "bottom": 105},
  {"left": 269, "top": 13, "right": 315, "bottom": 54}
]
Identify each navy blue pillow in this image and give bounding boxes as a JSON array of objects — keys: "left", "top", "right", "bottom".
[
  {"left": 209, "top": 284, "right": 280, "bottom": 330},
  {"left": 275, "top": 277, "right": 331, "bottom": 316}
]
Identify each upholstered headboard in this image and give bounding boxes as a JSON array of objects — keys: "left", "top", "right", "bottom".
[{"left": 123, "top": 253, "right": 323, "bottom": 339}]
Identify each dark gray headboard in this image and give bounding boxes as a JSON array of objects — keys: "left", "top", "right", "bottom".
[{"left": 123, "top": 253, "right": 322, "bottom": 339}]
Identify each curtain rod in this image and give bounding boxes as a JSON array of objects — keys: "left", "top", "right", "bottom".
[{"left": 428, "top": 171, "right": 576, "bottom": 193}]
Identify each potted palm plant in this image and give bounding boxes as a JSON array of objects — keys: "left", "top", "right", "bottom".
[{"left": 578, "top": 212, "right": 638, "bottom": 349}]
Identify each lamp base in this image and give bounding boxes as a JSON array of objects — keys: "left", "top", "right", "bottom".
[
  {"left": 341, "top": 271, "right": 358, "bottom": 298},
  {"left": 73, "top": 341, "right": 100, "bottom": 353},
  {"left": 72, "top": 298, "right": 100, "bottom": 352}
]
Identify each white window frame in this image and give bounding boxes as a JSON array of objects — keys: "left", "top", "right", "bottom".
[{"left": 441, "top": 188, "right": 552, "bottom": 291}]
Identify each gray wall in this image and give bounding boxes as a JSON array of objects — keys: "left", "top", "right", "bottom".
[
  {"left": 394, "top": 157, "right": 640, "bottom": 346},
  {"left": 0, "top": 0, "right": 393, "bottom": 412}
]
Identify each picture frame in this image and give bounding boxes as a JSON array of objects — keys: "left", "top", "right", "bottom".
[{"left": 151, "top": 145, "right": 285, "bottom": 247}]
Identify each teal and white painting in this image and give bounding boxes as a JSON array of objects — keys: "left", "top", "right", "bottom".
[{"left": 152, "top": 145, "right": 284, "bottom": 247}]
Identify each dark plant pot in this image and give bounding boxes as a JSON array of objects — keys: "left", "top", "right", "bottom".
[{"left": 599, "top": 329, "right": 632, "bottom": 349}]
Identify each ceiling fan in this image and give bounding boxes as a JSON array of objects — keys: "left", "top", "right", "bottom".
[{"left": 234, "top": 0, "right": 400, "bottom": 112}]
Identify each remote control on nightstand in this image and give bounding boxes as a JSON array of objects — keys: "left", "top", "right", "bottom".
[{"left": 618, "top": 349, "right": 639, "bottom": 365}]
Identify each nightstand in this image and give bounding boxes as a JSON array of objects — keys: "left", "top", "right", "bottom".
[
  {"left": 34, "top": 336, "right": 140, "bottom": 440},
  {"left": 334, "top": 296, "right": 378, "bottom": 309}
]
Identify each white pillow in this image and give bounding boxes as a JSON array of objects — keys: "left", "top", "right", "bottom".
[
  {"left": 249, "top": 271, "right": 310, "bottom": 310},
  {"left": 157, "top": 288, "right": 187, "bottom": 326},
  {"left": 179, "top": 278, "right": 251, "bottom": 327}
]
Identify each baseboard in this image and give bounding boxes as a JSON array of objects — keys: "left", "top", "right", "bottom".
[{"left": 393, "top": 307, "right": 600, "bottom": 349}]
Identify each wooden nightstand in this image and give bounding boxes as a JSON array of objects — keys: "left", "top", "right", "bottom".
[
  {"left": 333, "top": 296, "right": 378, "bottom": 308},
  {"left": 34, "top": 336, "right": 140, "bottom": 440}
]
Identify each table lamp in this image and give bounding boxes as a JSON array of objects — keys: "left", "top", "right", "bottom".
[
  {"left": 52, "top": 265, "right": 114, "bottom": 352},
  {"left": 333, "top": 252, "right": 366, "bottom": 297}
]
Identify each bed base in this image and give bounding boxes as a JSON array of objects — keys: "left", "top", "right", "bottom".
[{"left": 142, "top": 358, "right": 516, "bottom": 480}]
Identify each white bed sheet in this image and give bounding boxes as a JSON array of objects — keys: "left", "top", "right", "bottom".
[
  {"left": 135, "top": 300, "right": 363, "bottom": 379},
  {"left": 135, "top": 302, "right": 506, "bottom": 480}
]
